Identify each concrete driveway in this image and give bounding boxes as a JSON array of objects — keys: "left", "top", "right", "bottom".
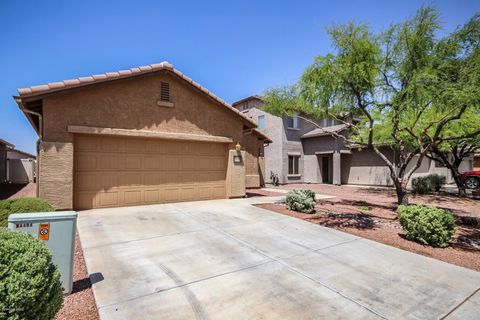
[{"left": 77, "top": 196, "right": 480, "bottom": 320}]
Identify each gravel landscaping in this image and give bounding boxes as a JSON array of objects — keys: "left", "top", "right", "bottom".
[
  {"left": 250, "top": 185, "right": 480, "bottom": 271},
  {"left": 55, "top": 234, "right": 99, "bottom": 320}
]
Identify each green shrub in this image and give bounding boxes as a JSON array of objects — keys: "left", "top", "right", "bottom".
[
  {"left": 397, "top": 204, "right": 456, "bottom": 247},
  {"left": 286, "top": 189, "right": 316, "bottom": 213},
  {"left": 0, "top": 198, "right": 54, "bottom": 227},
  {"left": 412, "top": 176, "right": 430, "bottom": 194},
  {"left": 0, "top": 228, "right": 63, "bottom": 320},
  {"left": 412, "top": 174, "right": 446, "bottom": 194},
  {"left": 429, "top": 174, "right": 446, "bottom": 192}
]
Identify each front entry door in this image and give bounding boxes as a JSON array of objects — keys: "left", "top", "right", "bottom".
[{"left": 322, "top": 156, "right": 330, "bottom": 183}]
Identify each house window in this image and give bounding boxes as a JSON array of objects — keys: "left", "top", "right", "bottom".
[
  {"left": 287, "top": 116, "right": 299, "bottom": 129},
  {"left": 288, "top": 155, "right": 300, "bottom": 175},
  {"left": 160, "top": 82, "right": 170, "bottom": 102},
  {"left": 258, "top": 115, "right": 265, "bottom": 130}
]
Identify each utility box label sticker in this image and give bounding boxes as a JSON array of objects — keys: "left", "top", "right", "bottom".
[{"left": 38, "top": 223, "right": 50, "bottom": 241}]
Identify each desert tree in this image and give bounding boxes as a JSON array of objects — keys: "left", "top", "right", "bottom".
[{"left": 263, "top": 7, "right": 480, "bottom": 204}]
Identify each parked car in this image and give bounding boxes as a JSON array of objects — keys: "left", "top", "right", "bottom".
[{"left": 460, "top": 171, "right": 480, "bottom": 189}]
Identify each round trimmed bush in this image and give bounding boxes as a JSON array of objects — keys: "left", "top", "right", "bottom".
[
  {"left": 397, "top": 204, "right": 456, "bottom": 247},
  {"left": 412, "top": 174, "right": 446, "bottom": 194},
  {"left": 0, "top": 228, "right": 63, "bottom": 320},
  {"left": 286, "top": 189, "right": 316, "bottom": 213},
  {"left": 0, "top": 198, "right": 54, "bottom": 227}
]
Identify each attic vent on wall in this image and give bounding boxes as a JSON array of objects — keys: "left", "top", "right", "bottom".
[{"left": 160, "top": 82, "right": 170, "bottom": 102}]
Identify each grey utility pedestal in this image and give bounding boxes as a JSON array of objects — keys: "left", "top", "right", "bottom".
[{"left": 8, "top": 211, "right": 78, "bottom": 294}]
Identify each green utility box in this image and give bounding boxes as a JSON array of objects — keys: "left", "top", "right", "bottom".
[{"left": 8, "top": 211, "right": 78, "bottom": 294}]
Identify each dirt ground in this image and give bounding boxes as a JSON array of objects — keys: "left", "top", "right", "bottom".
[
  {"left": 251, "top": 184, "right": 480, "bottom": 272},
  {"left": 267, "top": 183, "right": 480, "bottom": 218},
  {"left": 55, "top": 234, "right": 99, "bottom": 320}
]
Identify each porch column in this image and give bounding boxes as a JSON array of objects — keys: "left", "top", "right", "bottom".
[{"left": 332, "top": 151, "right": 341, "bottom": 185}]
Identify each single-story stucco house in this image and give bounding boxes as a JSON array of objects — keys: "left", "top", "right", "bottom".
[{"left": 15, "top": 62, "right": 270, "bottom": 210}]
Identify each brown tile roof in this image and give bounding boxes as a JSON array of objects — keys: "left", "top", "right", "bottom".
[
  {"left": 232, "top": 95, "right": 263, "bottom": 106},
  {"left": 301, "top": 124, "right": 348, "bottom": 139},
  {"left": 17, "top": 61, "right": 257, "bottom": 128}
]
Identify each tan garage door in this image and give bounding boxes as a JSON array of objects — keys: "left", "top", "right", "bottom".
[{"left": 74, "top": 134, "right": 227, "bottom": 209}]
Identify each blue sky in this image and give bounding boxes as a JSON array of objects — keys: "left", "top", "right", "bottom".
[{"left": 1, "top": 0, "right": 478, "bottom": 154}]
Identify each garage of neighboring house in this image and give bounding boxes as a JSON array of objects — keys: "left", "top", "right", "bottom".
[{"left": 15, "top": 61, "right": 269, "bottom": 210}]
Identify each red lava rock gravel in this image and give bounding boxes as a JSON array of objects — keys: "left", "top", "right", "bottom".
[{"left": 55, "top": 233, "right": 99, "bottom": 320}]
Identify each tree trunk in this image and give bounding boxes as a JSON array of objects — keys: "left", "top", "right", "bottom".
[
  {"left": 393, "top": 179, "right": 409, "bottom": 205},
  {"left": 451, "top": 170, "right": 467, "bottom": 197},
  {"left": 396, "top": 187, "right": 409, "bottom": 205}
]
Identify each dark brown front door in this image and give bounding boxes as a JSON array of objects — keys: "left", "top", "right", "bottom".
[{"left": 322, "top": 156, "right": 329, "bottom": 183}]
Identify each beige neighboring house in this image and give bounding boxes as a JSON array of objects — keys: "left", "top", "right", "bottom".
[
  {"left": 0, "top": 139, "right": 36, "bottom": 184},
  {"left": 234, "top": 95, "right": 474, "bottom": 187},
  {"left": 0, "top": 138, "right": 14, "bottom": 183},
  {"left": 7, "top": 148, "right": 36, "bottom": 184},
  {"left": 15, "top": 62, "right": 269, "bottom": 210}
]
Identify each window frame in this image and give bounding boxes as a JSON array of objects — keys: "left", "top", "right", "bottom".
[
  {"left": 287, "top": 116, "right": 299, "bottom": 129},
  {"left": 288, "top": 155, "right": 300, "bottom": 175},
  {"left": 257, "top": 115, "right": 265, "bottom": 130}
]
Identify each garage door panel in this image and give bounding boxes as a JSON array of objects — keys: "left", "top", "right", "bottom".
[
  {"left": 164, "top": 188, "right": 181, "bottom": 202},
  {"left": 76, "top": 136, "right": 98, "bottom": 151},
  {"left": 74, "top": 135, "right": 227, "bottom": 209},
  {"left": 198, "top": 186, "right": 213, "bottom": 200},
  {"left": 125, "top": 156, "right": 142, "bottom": 170},
  {"left": 198, "top": 158, "right": 211, "bottom": 170},
  {"left": 75, "top": 192, "right": 96, "bottom": 209},
  {"left": 123, "top": 190, "right": 142, "bottom": 205},
  {"left": 164, "top": 156, "right": 179, "bottom": 170},
  {"left": 99, "top": 155, "right": 119, "bottom": 170},
  {"left": 100, "top": 173, "right": 118, "bottom": 189},
  {"left": 163, "top": 172, "right": 179, "bottom": 184},
  {"left": 144, "top": 173, "right": 162, "bottom": 185},
  {"left": 144, "top": 156, "right": 162, "bottom": 170},
  {"left": 77, "top": 154, "right": 97, "bottom": 171},
  {"left": 181, "top": 157, "right": 195, "bottom": 170},
  {"left": 181, "top": 187, "right": 196, "bottom": 201},
  {"left": 144, "top": 189, "right": 161, "bottom": 203},
  {"left": 212, "top": 186, "right": 226, "bottom": 198},
  {"left": 76, "top": 173, "right": 97, "bottom": 191},
  {"left": 101, "top": 137, "right": 123, "bottom": 152},
  {"left": 125, "top": 139, "right": 144, "bottom": 153},
  {"left": 214, "top": 157, "right": 227, "bottom": 170},
  {"left": 122, "top": 173, "right": 143, "bottom": 186},
  {"left": 98, "top": 191, "right": 119, "bottom": 207}
]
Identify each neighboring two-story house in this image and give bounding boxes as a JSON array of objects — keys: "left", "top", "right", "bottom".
[{"left": 233, "top": 96, "right": 474, "bottom": 186}]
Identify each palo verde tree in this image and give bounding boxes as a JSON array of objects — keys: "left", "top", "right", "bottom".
[
  {"left": 264, "top": 7, "right": 480, "bottom": 205},
  {"left": 427, "top": 15, "right": 480, "bottom": 196}
]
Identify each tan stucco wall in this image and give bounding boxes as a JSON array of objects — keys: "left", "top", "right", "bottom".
[
  {"left": 226, "top": 150, "right": 246, "bottom": 197},
  {"left": 39, "top": 71, "right": 249, "bottom": 209},
  {"left": 42, "top": 72, "right": 244, "bottom": 145},
  {"left": 38, "top": 141, "right": 73, "bottom": 209},
  {"left": 244, "top": 133, "right": 266, "bottom": 188}
]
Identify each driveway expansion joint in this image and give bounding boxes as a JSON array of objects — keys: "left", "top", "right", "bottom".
[
  {"left": 95, "top": 260, "right": 275, "bottom": 310},
  {"left": 440, "top": 287, "right": 480, "bottom": 319},
  {"left": 193, "top": 205, "right": 388, "bottom": 320}
]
